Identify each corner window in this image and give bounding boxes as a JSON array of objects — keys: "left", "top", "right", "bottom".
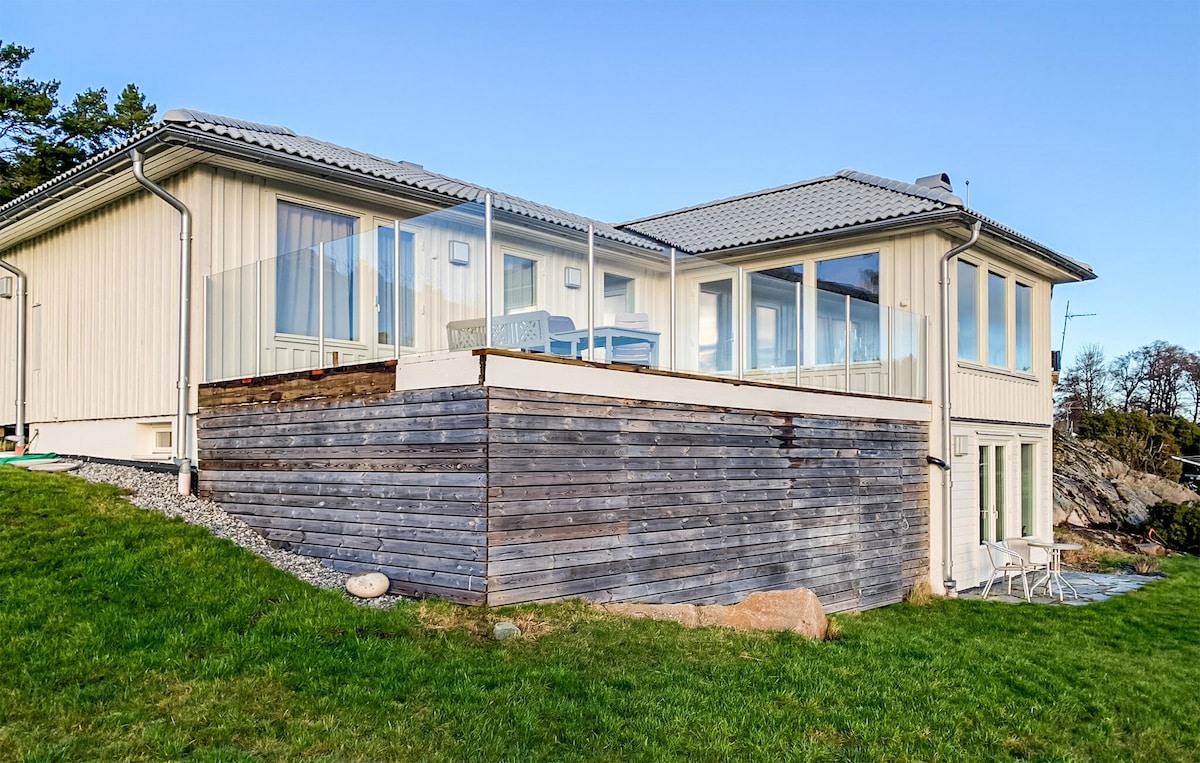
[
  {"left": 957, "top": 260, "right": 978, "bottom": 361},
  {"left": 276, "top": 201, "right": 357, "bottom": 339},
  {"left": 503, "top": 254, "right": 536, "bottom": 314},
  {"left": 1015, "top": 283, "right": 1032, "bottom": 371},
  {"left": 987, "top": 272, "right": 1007, "bottom": 367}
]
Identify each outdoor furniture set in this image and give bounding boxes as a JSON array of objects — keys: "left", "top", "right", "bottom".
[
  {"left": 446, "top": 310, "right": 659, "bottom": 365},
  {"left": 981, "top": 537, "right": 1084, "bottom": 602}
]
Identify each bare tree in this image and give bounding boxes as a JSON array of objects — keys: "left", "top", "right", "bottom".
[
  {"left": 1055, "top": 343, "right": 1109, "bottom": 428},
  {"left": 1183, "top": 350, "right": 1200, "bottom": 424},
  {"left": 1109, "top": 346, "right": 1150, "bottom": 412},
  {"left": 1141, "top": 341, "right": 1190, "bottom": 416}
]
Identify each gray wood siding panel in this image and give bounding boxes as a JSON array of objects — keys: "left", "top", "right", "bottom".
[
  {"left": 197, "top": 387, "right": 489, "bottom": 604},
  {"left": 484, "top": 388, "right": 928, "bottom": 612},
  {"left": 198, "top": 382, "right": 928, "bottom": 612}
]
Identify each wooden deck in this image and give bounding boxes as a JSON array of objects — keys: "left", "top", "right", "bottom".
[{"left": 197, "top": 364, "right": 929, "bottom": 611}]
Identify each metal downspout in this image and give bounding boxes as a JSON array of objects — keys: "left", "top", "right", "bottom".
[
  {"left": 935, "top": 220, "right": 981, "bottom": 593},
  {"left": 130, "top": 148, "right": 193, "bottom": 496},
  {"left": 0, "top": 258, "right": 27, "bottom": 451}
]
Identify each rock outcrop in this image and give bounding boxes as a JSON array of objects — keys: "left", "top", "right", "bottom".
[
  {"left": 603, "top": 588, "right": 828, "bottom": 639},
  {"left": 1053, "top": 436, "right": 1199, "bottom": 527}
]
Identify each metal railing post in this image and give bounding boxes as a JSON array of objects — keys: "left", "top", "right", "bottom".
[
  {"left": 318, "top": 242, "right": 325, "bottom": 367},
  {"left": 484, "top": 194, "right": 494, "bottom": 348},
  {"left": 669, "top": 247, "right": 676, "bottom": 372},
  {"left": 736, "top": 266, "right": 745, "bottom": 380},
  {"left": 393, "top": 221, "right": 401, "bottom": 360},
  {"left": 254, "top": 261, "right": 262, "bottom": 377},
  {"left": 202, "top": 274, "right": 210, "bottom": 383},
  {"left": 795, "top": 281, "right": 803, "bottom": 388},
  {"left": 587, "top": 224, "right": 595, "bottom": 362}
]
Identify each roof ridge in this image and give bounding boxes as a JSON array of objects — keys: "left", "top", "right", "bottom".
[
  {"left": 162, "top": 108, "right": 295, "bottom": 136},
  {"left": 618, "top": 174, "right": 840, "bottom": 227},
  {"left": 835, "top": 168, "right": 963, "bottom": 206}
]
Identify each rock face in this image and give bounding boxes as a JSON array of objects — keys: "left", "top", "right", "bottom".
[
  {"left": 1054, "top": 436, "right": 1200, "bottom": 527},
  {"left": 604, "top": 588, "right": 828, "bottom": 639},
  {"left": 345, "top": 572, "right": 390, "bottom": 598}
]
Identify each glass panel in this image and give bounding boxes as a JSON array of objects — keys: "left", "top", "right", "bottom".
[
  {"left": 322, "top": 234, "right": 357, "bottom": 341},
  {"left": 276, "top": 201, "right": 356, "bottom": 336},
  {"left": 1021, "top": 443, "right": 1035, "bottom": 536},
  {"left": 503, "top": 254, "right": 536, "bottom": 314},
  {"left": 979, "top": 446, "right": 991, "bottom": 543},
  {"left": 957, "top": 260, "right": 978, "bottom": 361},
  {"left": 1015, "top": 282, "right": 1031, "bottom": 372},
  {"left": 205, "top": 260, "right": 257, "bottom": 381},
  {"left": 816, "top": 253, "right": 879, "bottom": 365},
  {"left": 988, "top": 272, "right": 1007, "bottom": 366},
  {"left": 749, "top": 266, "right": 801, "bottom": 372},
  {"left": 994, "top": 445, "right": 1006, "bottom": 540},
  {"left": 592, "top": 237, "right": 670, "bottom": 368},
  {"left": 376, "top": 227, "right": 415, "bottom": 347}
]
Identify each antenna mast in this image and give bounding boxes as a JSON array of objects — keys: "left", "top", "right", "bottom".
[{"left": 1059, "top": 300, "right": 1098, "bottom": 355}]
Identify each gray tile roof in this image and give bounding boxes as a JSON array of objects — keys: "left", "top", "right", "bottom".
[
  {"left": 619, "top": 170, "right": 962, "bottom": 254},
  {"left": 0, "top": 109, "right": 659, "bottom": 251},
  {"left": 167, "top": 110, "right": 656, "bottom": 249}
]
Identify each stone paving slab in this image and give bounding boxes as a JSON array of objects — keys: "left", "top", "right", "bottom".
[{"left": 958, "top": 571, "right": 1159, "bottom": 605}]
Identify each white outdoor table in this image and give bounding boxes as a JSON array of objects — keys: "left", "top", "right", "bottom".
[{"left": 1025, "top": 538, "right": 1083, "bottom": 601}]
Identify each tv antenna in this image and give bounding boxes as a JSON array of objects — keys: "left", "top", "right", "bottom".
[{"left": 1059, "top": 300, "right": 1097, "bottom": 355}]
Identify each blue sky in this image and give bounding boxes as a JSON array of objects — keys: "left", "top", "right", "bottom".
[{"left": 4, "top": 0, "right": 1197, "bottom": 364}]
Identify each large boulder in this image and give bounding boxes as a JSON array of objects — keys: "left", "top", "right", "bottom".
[
  {"left": 345, "top": 572, "right": 390, "bottom": 598},
  {"left": 604, "top": 588, "right": 827, "bottom": 639}
]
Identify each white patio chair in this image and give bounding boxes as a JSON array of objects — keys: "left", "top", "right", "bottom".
[
  {"left": 981, "top": 540, "right": 1035, "bottom": 602},
  {"left": 610, "top": 312, "right": 653, "bottom": 365},
  {"left": 1006, "top": 537, "right": 1052, "bottom": 596}
]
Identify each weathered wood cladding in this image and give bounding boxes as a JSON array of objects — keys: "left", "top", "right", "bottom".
[
  {"left": 198, "top": 360, "right": 398, "bottom": 408},
  {"left": 197, "top": 386, "right": 489, "bottom": 604},
  {"left": 484, "top": 388, "right": 928, "bottom": 612},
  {"left": 196, "top": 384, "right": 929, "bottom": 611}
]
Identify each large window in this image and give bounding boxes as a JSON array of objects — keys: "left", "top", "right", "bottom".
[
  {"left": 698, "top": 279, "right": 733, "bottom": 373},
  {"left": 503, "top": 254, "right": 536, "bottom": 314},
  {"left": 1021, "top": 443, "right": 1036, "bottom": 536},
  {"left": 1015, "top": 283, "right": 1032, "bottom": 372},
  {"left": 957, "top": 260, "right": 978, "bottom": 361},
  {"left": 749, "top": 265, "right": 802, "bottom": 369},
  {"left": 376, "top": 227, "right": 415, "bottom": 347},
  {"left": 603, "top": 273, "right": 635, "bottom": 324},
  {"left": 816, "top": 253, "right": 879, "bottom": 364},
  {"left": 988, "top": 272, "right": 1007, "bottom": 366},
  {"left": 276, "top": 201, "right": 357, "bottom": 339}
]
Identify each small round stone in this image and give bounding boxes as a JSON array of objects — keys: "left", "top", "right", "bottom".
[{"left": 346, "top": 572, "right": 391, "bottom": 598}]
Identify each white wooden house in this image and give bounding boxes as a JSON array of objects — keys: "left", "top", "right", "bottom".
[{"left": 0, "top": 110, "right": 1094, "bottom": 607}]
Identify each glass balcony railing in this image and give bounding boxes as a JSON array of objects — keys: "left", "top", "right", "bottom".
[{"left": 205, "top": 197, "right": 926, "bottom": 400}]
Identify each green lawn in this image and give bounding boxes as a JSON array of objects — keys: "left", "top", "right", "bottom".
[{"left": 1, "top": 466, "right": 1198, "bottom": 762}]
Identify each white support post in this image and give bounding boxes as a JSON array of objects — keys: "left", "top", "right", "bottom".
[{"left": 795, "top": 281, "right": 803, "bottom": 388}]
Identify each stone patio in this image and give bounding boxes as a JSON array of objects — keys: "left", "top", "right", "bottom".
[{"left": 958, "top": 570, "right": 1160, "bottom": 605}]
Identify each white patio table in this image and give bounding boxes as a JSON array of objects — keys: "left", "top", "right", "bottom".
[{"left": 1025, "top": 538, "right": 1083, "bottom": 602}]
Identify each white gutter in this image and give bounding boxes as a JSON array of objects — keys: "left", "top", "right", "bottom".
[
  {"left": 932, "top": 220, "right": 981, "bottom": 593},
  {"left": 130, "top": 148, "right": 193, "bottom": 496},
  {"left": 0, "top": 258, "right": 27, "bottom": 451}
]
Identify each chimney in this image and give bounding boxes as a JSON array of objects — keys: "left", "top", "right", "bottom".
[{"left": 915, "top": 173, "right": 953, "bottom": 193}]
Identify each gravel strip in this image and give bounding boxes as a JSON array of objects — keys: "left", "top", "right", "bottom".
[{"left": 75, "top": 462, "right": 403, "bottom": 609}]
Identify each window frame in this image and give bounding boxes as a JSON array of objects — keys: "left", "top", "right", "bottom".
[
  {"left": 502, "top": 252, "right": 539, "bottom": 315},
  {"left": 957, "top": 257, "right": 1038, "bottom": 378},
  {"left": 273, "top": 197, "right": 361, "bottom": 341}
]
